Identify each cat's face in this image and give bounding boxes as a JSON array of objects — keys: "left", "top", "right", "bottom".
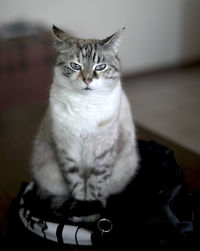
[{"left": 53, "top": 26, "right": 125, "bottom": 93}]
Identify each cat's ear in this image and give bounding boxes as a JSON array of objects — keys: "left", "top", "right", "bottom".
[
  {"left": 52, "top": 25, "right": 69, "bottom": 41},
  {"left": 103, "top": 27, "right": 126, "bottom": 54},
  {"left": 52, "top": 25, "right": 72, "bottom": 52}
]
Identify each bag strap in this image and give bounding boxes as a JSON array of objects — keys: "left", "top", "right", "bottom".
[{"left": 163, "top": 185, "right": 193, "bottom": 236}]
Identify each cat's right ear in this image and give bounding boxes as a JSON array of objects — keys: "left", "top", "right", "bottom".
[
  {"left": 52, "top": 25, "right": 69, "bottom": 41},
  {"left": 52, "top": 25, "right": 72, "bottom": 53}
]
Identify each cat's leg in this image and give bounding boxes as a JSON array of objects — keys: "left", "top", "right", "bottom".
[
  {"left": 88, "top": 127, "right": 138, "bottom": 200},
  {"left": 56, "top": 150, "right": 85, "bottom": 201},
  {"left": 106, "top": 137, "right": 139, "bottom": 197},
  {"left": 61, "top": 165, "right": 85, "bottom": 201},
  {"left": 31, "top": 147, "right": 69, "bottom": 208},
  {"left": 60, "top": 160, "right": 102, "bottom": 222},
  {"left": 86, "top": 147, "right": 116, "bottom": 204},
  {"left": 86, "top": 168, "right": 112, "bottom": 205}
]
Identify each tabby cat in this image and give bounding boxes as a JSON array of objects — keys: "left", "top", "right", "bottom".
[{"left": 31, "top": 25, "right": 139, "bottom": 222}]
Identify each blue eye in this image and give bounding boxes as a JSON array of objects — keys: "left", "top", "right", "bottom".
[
  {"left": 70, "top": 62, "right": 82, "bottom": 71},
  {"left": 95, "top": 64, "right": 106, "bottom": 71}
]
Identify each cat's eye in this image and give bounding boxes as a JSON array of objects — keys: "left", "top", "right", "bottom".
[
  {"left": 95, "top": 64, "right": 106, "bottom": 71},
  {"left": 70, "top": 62, "right": 82, "bottom": 71}
]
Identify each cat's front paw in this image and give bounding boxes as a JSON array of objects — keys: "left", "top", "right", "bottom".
[
  {"left": 86, "top": 190, "right": 107, "bottom": 208},
  {"left": 69, "top": 214, "right": 101, "bottom": 223},
  {"left": 67, "top": 198, "right": 103, "bottom": 223}
]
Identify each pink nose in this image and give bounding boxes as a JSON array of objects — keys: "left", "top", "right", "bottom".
[{"left": 83, "top": 76, "right": 92, "bottom": 86}]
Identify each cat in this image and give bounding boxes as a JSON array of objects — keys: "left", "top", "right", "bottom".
[{"left": 31, "top": 25, "right": 139, "bottom": 222}]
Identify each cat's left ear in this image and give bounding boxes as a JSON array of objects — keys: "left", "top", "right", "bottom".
[{"left": 103, "top": 27, "right": 126, "bottom": 54}]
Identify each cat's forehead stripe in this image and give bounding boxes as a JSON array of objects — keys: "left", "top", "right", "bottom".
[{"left": 77, "top": 43, "right": 102, "bottom": 63}]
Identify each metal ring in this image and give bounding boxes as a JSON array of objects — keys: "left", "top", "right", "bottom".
[{"left": 97, "top": 218, "right": 113, "bottom": 233}]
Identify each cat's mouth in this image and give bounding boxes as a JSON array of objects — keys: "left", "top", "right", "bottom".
[{"left": 84, "top": 87, "right": 92, "bottom": 91}]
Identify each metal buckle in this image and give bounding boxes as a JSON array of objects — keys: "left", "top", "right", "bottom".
[{"left": 97, "top": 218, "right": 113, "bottom": 236}]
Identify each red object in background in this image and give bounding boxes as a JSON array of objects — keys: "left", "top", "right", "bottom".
[{"left": 0, "top": 35, "right": 57, "bottom": 112}]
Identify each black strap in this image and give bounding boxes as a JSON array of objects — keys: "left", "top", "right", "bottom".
[
  {"left": 75, "top": 226, "right": 81, "bottom": 246},
  {"left": 56, "top": 223, "right": 64, "bottom": 244},
  {"left": 163, "top": 185, "right": 193, "bottom": 235}
]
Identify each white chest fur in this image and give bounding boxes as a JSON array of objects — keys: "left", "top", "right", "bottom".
[
  {"left": 50, "top": 81, "right": 121, "bottom": 133},
  {"left": 49, "top": 80, "right": 121, "bottom": 167}
]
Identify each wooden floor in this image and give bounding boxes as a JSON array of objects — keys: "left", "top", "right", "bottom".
[
  {"left": 0, "top": 103, "right": 200, "bottom": 239},
  {"left": 123, "top": 64, "right": 200, "bottom": 155}
]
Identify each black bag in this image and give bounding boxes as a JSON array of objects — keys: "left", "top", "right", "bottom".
[
  {"left": 97, "top": 140, "right": 195, "bottom": 250},
  {"left": 6, "top": 140, "right": 198, "bottom": 250}
]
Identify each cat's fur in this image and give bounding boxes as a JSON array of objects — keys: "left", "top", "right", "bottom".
[{"left": 31, "top": 25, "right": 139, "bottom": 220}]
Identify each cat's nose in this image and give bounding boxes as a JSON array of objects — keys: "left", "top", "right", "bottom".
[{"left": 83, "top": 74, "right": 93, "bottom": 86}]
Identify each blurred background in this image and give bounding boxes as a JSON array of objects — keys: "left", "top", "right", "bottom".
[
  {"left": 1, "top": 0, "right": 200, "bottom": 72},
  {"left": 0, "top": 0, "right": 200, "bottom": 153}
]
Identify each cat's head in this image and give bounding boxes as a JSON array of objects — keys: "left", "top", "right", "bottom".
[{"left": 52, "top": 25, "right": 125, "bottom": 93}]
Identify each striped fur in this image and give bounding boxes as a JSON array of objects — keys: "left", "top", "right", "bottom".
[
  {"left": 31, "top": 26, "right": 139, "bottom": 222},
  {"left": 55, "top": 40, "right": 121, "bottom": 82}
]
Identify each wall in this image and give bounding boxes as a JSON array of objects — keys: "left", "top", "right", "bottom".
[{"left": 1, "top": 0, "right": 200, "bottom": 74}]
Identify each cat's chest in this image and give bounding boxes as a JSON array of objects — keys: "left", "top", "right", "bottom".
[
  {"left": 52, "top": 94, "right": 119, "bottom": 135},
  {"left": 50, "top": 92, "right": 121, "bottom": 168}
]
